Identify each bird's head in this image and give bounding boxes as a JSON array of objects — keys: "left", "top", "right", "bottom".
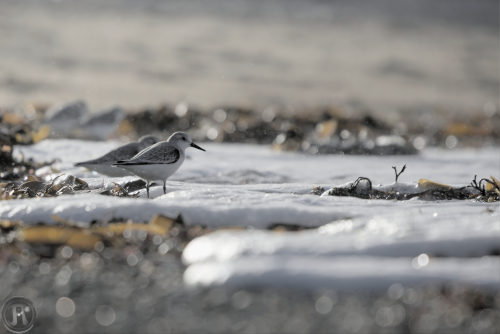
[{"left": 168, "top": 132, "right": 206, "bottom": 151}]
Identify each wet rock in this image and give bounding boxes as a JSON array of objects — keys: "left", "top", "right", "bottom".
[
  {"left": 2, "top": 174, "right": 89, "bottom": 199},
  {"left": 322, "top": 175, "right": 499, "bottom": 202}
]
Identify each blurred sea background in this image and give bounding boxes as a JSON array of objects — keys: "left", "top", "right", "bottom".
[{"left": 1, "top": 0, "right": 498, "bottom": 120}]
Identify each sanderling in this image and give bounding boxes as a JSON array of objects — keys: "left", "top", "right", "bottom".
[
  {"left": 75, "top": 135, "right": 159, "bottom": 177},
  {"left": 78, "top": 106, "right": 125, "bottom": 140},
  {"left": 113, "top": 131, "right": 205, "bottom": 198},
  {"left": 44, "top": 100, "right": 89, "bottom": 137}
]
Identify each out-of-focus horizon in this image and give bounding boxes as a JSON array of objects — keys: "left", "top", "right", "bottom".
[{"left": 1, "top": 0, "right": 498, "bottom": 117}]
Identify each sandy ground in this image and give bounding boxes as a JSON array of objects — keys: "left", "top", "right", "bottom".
[{"left": 0, "top": 0, "right": 498, "bottom": 115}]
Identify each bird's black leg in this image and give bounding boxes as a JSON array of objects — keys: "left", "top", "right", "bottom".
[
  {"left": 163, "top": 180, "right": 166, "bottom": 194},
  {"left": 146, "top": 181, "right": 150, "bottom": 198}
]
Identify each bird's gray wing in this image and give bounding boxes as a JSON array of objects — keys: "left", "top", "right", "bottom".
[
  {"left": 75, "top": 142, "right": 140, "bottom": 166},
  {"left": 114, "top": 143, "right": 180, "bottom": 165}
]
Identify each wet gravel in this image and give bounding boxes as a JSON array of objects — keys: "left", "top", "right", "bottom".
[{"left": 1, "top": 244, "right": 499, "bottom": 334}]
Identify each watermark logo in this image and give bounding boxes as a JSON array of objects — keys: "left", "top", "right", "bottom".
[{"left": 1, "top": 297, "right": 36, "bottom": 333}]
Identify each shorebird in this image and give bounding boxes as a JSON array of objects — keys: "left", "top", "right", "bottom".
[
  {"left": 44, "top": 100, "right": 89, "bottom": 137},
  {"left": 75, "top": 135, "right": 159, "bottom": 177},
  {"left": 113, "top": 132, "right": 205, "bottom": 198},
  {"left": 78, "top": 106, "right": 125, "bottom": 140}
]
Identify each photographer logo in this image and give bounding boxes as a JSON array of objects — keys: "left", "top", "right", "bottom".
[{"left": 1, "top": 297, "right": 36, "bottom": 333}]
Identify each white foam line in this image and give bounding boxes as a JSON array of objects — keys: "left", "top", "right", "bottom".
[{"left": 184, "top": 256, "right": 500, "bottom": 291}]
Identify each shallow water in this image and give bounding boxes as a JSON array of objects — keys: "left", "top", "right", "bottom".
[{"left": 3, "top": 139, "right": 498, "bottom": 291}]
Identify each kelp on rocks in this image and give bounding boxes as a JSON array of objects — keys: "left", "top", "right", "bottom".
[
  {"left": 319, "top": 174, "right": 500, "bottom": 202},
  {"left": 1, "top": 113, "right": 53, "bottom": 181},
  {"left": 1, "top": 175, "right": 89, "bottom": 200},
  {"left": 12, "top": 100, "right": 499, "bottom": 155}
]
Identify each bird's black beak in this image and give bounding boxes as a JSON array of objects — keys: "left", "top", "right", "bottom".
[{"left": 191, "top": 142, "right": 206, "bottom": 151}]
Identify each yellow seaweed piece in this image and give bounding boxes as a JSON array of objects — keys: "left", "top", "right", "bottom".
[
  {"left": 18, "top": 226, "right": 102, "bottom": 251},
  {"left": 316, "top": 120, "right": 338, "bottom": 138},
  {"left": 94, "top": 223, "right": 162, "bottom": 238},
  {"left": 117, "top": 119, "right": 134, "bottom": 136},
  {"left": 94, "top": 215, "right": 174, "bottom": 238},
  {"left": 51, "top": 215, "right": 77, "bottom": 226},
  {"left": 2, "top": 112, "right": 24, "bottom": 125},
  {"left": 485, "top": 176, "right": 500, "bottom": 193},
  {"left": 418, "top": 179, "right": 452, "bottom": 190},
  {"left": 0, "top": 220, "right": 22, "bottom": 229},
  {"left": 149, "top": 214, "right": 174, "bottom": 233},
  {"left": 443, "top": 122, "right": 488, "bottom": 136},
  {"left": 14, "top": 133, "right": 25, "bottom": 143},
  {"left": 14, "top": 214, "right": 177, "bottom": 250},
  {"left": 271, "top": 226, "right": 288, "bottom": 232},
  {"left": 491, "top": 176, "right": 500, "bottom": 188},
  {"left": 32, "top": 125, "right": 50, "bottom": 143},
  {"left": 1, "top": 145, "right": 12, "bottom": 153}
]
